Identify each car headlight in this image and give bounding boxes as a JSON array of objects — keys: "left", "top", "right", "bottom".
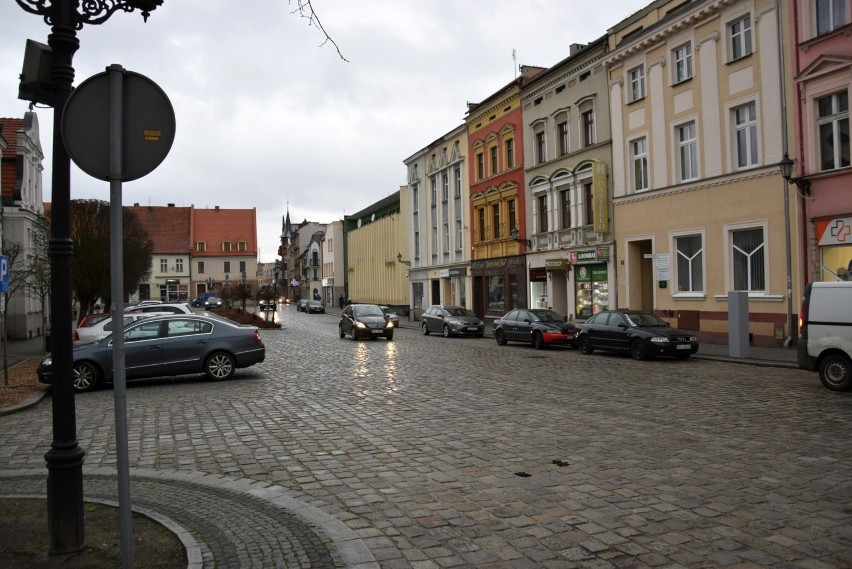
[
  {"left": 689, "top": 336, "right": 697, "bottom": 342},
  {"left": 385, "top": 321, "right": 393, "bottom": 329},
  {"left": 355, "top": 322, "right": 367, "bottom": 329},
  {"left": 448, "top": 319, "right": 463, "bottom": 327},
  {"left": 41, "top": 356, "right": 52, "bottom": 366},
  {"left": 650, "top": 337, "right": 670, "bottom": 344}
]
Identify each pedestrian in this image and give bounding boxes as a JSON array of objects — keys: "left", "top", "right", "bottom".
[
  {"left": 346, "top": 297, "right": 352, "bottom": 306},
  {"left": 338, "top": 294, "right": 345, "bottom": 310}
]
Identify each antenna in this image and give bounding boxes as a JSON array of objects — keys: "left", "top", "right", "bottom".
[{"left": 512, "top": 49, "right": 517, "bottom": 79}]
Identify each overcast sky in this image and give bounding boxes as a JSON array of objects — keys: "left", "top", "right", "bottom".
[{"left": 1, "top": 0, "right": 649, "bottom": 262}]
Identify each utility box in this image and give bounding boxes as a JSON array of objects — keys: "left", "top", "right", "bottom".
[{"left": 728, "top": 291, "right": 750, "bottom": 358}]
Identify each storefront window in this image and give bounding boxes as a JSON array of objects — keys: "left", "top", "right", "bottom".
[{"left": 487, "top": 275, "right": 504, "bottom": 310}]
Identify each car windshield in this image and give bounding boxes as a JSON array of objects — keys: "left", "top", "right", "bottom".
[
  {"left": 625, "top": 312, "right": 668, "bottom": 327},
  {"left": 529, "top": 309, "right": 564, "bottom": 322},
  {"left": 446, "top": 307, "right": 472, "bottom": 317},
  {"left": 355, "top": 306, "right": 384, "bottom": 317}
]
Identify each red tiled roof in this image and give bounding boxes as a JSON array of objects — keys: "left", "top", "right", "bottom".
[
  {"left": 191, "top": 207, "right": 257, "bottom": 256},
  {"left": 127, "top": 205, "right": 192, "bottom": 253}
]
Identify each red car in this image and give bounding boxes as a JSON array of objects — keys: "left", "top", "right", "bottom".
[
  {"left": 492, "top": 309, "right": 576, "bottom": 349},
  {"left": 77, "top": 312, "right": 111, "bottom": 329}
]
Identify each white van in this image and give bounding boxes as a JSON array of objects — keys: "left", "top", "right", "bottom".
[{"left": 797, "top": 281, "right": 852, "bottom": 391}]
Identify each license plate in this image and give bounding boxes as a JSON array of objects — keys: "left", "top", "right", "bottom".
[
  {"left": 467, "top": 326, "right": 478, "bottom": 331},
  {"left": 371, "top": 329, "right": 384, "bottom": 334},
  {"left": 676, "top": 344, "right": 691, "bottom": 350}
]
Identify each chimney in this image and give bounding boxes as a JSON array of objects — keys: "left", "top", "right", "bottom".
[
  {"left": 570, "top": 43, "right": 587, "bottom": 56},
  {"left": 215, "top": 206, "right": 220, "bottom": 211},
  {"left": 167, "top": 203, "right": 175, "bottom": 207}
]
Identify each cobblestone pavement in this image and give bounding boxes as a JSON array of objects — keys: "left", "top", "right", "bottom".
[{"left": 1, "top": 306, "right": 850, "bottom": 568}]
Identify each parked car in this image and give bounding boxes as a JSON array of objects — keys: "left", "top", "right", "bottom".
[
  {"left": 574, "top": 310, "right": 698, "bottom": 360},
  {"left": 420, "top": 305, "right": 484, "bottom": 338},
  {"left": 797, "top": 281, "right": 852, "bottom": 391},
  {"left": 74, "top": 312, "right": 170, "bottom": 347},
  {"left": 203, "top": 296, "right": 224, "bottom": 309},
  {"left": 38, "top": 314, "right": 266, "bottom": 392},
  {"left": 380, "top": 306, "right": 400, "bottom": 328},
  {"left": 127, "top": 302, "right": 194, "bottom": 315},
  {"left": 76, "top": 311, "right": 111, "bottom": 330},
  {"left": 192, "top": 292, "right": 214, "bottom": 307},
  {"left": 493, "top": 309, "right": 575, "bottom": 349},
  {"left": 135, "top": 299, "right": 163, "bottom": 306},
  {"left": 339, "top": 303, "right": 394, "bottom": 341},
  {"left": 296, "top": 299, "right": 310, "bottom": 312},
  {"left": 306, "top": 300, "right": 325, "bottom": 314}
]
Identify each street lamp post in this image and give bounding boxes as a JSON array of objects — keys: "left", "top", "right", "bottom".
[
  {"left": 778, "top": 154, "right": 811, "bottom": 348},
  {"left": 14, "top": 0, "right": 164, "bottom": 555}
]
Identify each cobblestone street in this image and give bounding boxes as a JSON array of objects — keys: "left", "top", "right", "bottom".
[{"left": 2, "top": 306, "right": 850, "bottom": 568}]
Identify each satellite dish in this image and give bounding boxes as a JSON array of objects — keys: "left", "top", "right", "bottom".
[
  {"left": 357, "top": 218, "right": 362, "bottom": 228},
  {"left": 371, "top": 213, "right": 376, "bottom": 222}
]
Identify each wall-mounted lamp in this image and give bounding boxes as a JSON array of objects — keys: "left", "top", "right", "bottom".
[
  {"left": 510, "top": 227, "right": 532, "bottom": 249},
  {"left": 396, "top": 252, "right": 411, "bottom": 266},
  {"left": 778, "top": 154, "right": 811, "bottom": 195}
]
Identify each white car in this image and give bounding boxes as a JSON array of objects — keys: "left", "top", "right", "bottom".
[
  {"left": 126, "top": 302, "right": 194, "bottom": 315},
  {"left": 73, "top": 312, "right": 171, "bottom": 347}
]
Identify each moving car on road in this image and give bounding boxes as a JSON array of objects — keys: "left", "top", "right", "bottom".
[
  {"left": 493, "top": 309, "right": 575, "bottom": 349},
  {"left": 39, "top": 314, "right": 266, "bottom": 392},
  {"left": 339, "top": 303, "right": 394, "bottom": 341},
  {"left": 380, "top": 306, "right": 400, "bottom": 328},
  {"left": 306, "top": 300, "right": 325, "bottom": 314},
  {"left": 420, "top": 305, "right": 484, "bottom": 338},
  {"left": 574, "top": 310, "right": 698, "bottom": 360},
  {"left": 296, "top": 299, "right": 310, "bottom": 312}
]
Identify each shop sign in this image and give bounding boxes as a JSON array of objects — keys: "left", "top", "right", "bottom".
[
  {"left": 545, "top": 259, "right": 571, "bottom": 269},
  {"left": 448, "top": 267, "right": 467, "bottom": 277},
  {"left": 592, "top": 161, "right": 609, "bottom": 234},
  {"left": 570, "top": 249, "right": 608, "bottom": 264},
  {"left": 530, "top": 269, "right": 547, "bottom": 282},
  {"left": 816, "top": 216, "right": 852, "bottom": 246},
  {"left": 322, "top": 277, "right": 334, "bottom": 287},
  {"left": 165, "top": 279, "right": 179, "bottom": 284}
]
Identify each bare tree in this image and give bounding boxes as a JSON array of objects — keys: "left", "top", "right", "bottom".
[
  {"left": 291, "top": 0, "right": 348, "bottom": 61},
  {"left": 25, "top": 214, "right": 50, "bottom": 354}
]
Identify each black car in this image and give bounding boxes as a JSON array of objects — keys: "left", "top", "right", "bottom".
[
  {"left": 574, "top": 310, "right": 698, "bottom": 360},
  {"left": 493, "top": 309, "right": 575, "bottom": 349},
  {"left": 306, "top": 300, "right": 325, "bottom": 314},
  {"left": 420, "top": 305, "right": 484, "bottom": 338},
  {"left": 37, "top": 314, "right": 266, "bottom": 392},
  {"left": 339, "top": 303, "right": 394, "bottom": 341},
  {"left": 296, "top": 299, "right": 310, "bottom": 312}
]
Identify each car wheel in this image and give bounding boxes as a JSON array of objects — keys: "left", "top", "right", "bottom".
[
  {"left": 819, "top": 353, "right": 852, "bottom": 391},
  {"left": 443, "top": 325, "right": 451, "bottom": 338},
  {"left": 495, "top": 329, "right": 507, "bottom": 346},
  {"left": 421, "top": 321, "right": 430, "bottom": 335},
  {"left": 532, "top": 332, "right": 545, "bottom": 350},
  {"left": 72, "top": 361, "right": 99, "bottom": 393},
  {"left": 386, "top": 332, "right": 394, "bottom": 341},
  {"left": 578, "top": 335, "right": 593, "bottom": 355},
  {"left": 339, "top": 326, "right": 345, "bottom": 339},
  {"left": 205, "top": 352, "right": 235, "bottom": 381},
  {"left": 630, "top": 339, "right": 648, "bottom": 361}
]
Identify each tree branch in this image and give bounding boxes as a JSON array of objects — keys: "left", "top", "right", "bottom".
[{"left": 290, "top": 0, "right": 348, "bottom": 62}]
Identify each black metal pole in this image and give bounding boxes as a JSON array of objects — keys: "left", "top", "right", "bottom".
[{"left": 43, "top": 0, "right": 86, "bottom": 554}]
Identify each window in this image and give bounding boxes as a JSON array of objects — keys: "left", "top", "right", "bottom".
[
  {"left": 731, "top": 227, "right": 765, "bottom": 292},
  {"left": 583, "top": 183, "right": 594, "bottom": 226},
  {"left": 454, "top": 167, "right": 461, "bottom": 197},
  {"left": 222, "top": 241, "right": 232, "bottom": 252},
  {"left": 631, "top": 137, "right": 649, "bottom": 191},
  {"left": 160, "top": 258, "right": 167, "bottom": 272},
  {"left": 508, "top": 199, "right": 517, "bottom": 233},
  {"left": 476, "top": 153, "right": 484, "bottom": 180},
  {"left": 487, "top": 275, "right": 504, "bottom": 310},
  {"left": 239, "top": 261, "right": 246, "bottom": 273},
  {"left": 413, "top": 186, "right": 419, "bottom": 213},
  {"left": 456, "top": 220, "right": 462, "bottom": 250},
  {"left": 443, "top": 223, "right": 450, "bottom": 252},
  {"left": 431, "top": 227, "right": 438, "bottom": 254},
  {"left": 816, "top": 0, "right": 846, "bottom": 35},
  {"left": 733, "top": 102, "right": 758, "bottom": 168},
  {"left": 557, "top": 121, "right": 569, "bottom": 156},
  {"left": 237, "top": 241, "right": 246, "bottom": 251},
  {"left": 817, "top": 91, "right": 850, "bottom": 171},
  {"left": 505, "top": 138, "right": 515, "bottom": 168},
  {"left": 198, "top": 261, "right": 205, "bottom": 273},
  {"left": 176, "top": 259, "right": 183, "bottom": 272},
  {"left": 196, "top": 241, "right": 206, "bottom": 252},
  {"left": 729, "top": 15, "right": 752, "bottom": 60},
  {"left": 538, "top": 195, "right": 548, "bottom": 233},
  {"left": 560, "top": 189, "right": 571, "bottom": 229},
  {"left": 478, "top": 208, "right": 486, "bottom": 242},
  {"left": 536, "top": 131, "right": 546, "bottom": 164},
  {"left": 675, "top": 235, "right": 704, "bottom": 293},
  {"left": 430, "top": 177, "right": 437, "bottom": 205},
  {"left": 677, "top": 121, "right": 698, "bottom": 181},
  {"left": 414, "top": 232, "right": 420, "bottom": 257},
  {"left": 673, "top": 43, "right": 693, "bottom": 83},
  {"left": 224, "top": 261, "right": 231, "bottom": 273},
  {"left": 492, "top": 204, "right": 501, "bottom": 239},
  {"left": 490, "top": 146, "right": 498, "bottom": 175},
  {"left": 629, "top": 65, "right": 645, "bottom": 101},
  {"left": 442, "top": 173, "right": 449, "bottom": 202},
  {"left": 582, "top": 110, "right": 595, "bottom": 146}
]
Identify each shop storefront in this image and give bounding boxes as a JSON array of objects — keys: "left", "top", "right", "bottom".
[
  {"left": 816, "top": 216, "right": 852, "bottom": 281},
  {"left": 571, "top": 248, "right": 610, "bottom": 319},
  {"left": 471, "top": 255, "right": 527, "bottom": 321},
  {"left": 438, "top": 267, "right": 468, "bottom": 308},
  {"left": 529, "top": 268, "right": 548, "bottom": 309}
]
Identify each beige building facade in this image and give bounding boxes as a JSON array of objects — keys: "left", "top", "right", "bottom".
[{"left": 604, "top": 0, "right": 799, "bottom": 346}]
